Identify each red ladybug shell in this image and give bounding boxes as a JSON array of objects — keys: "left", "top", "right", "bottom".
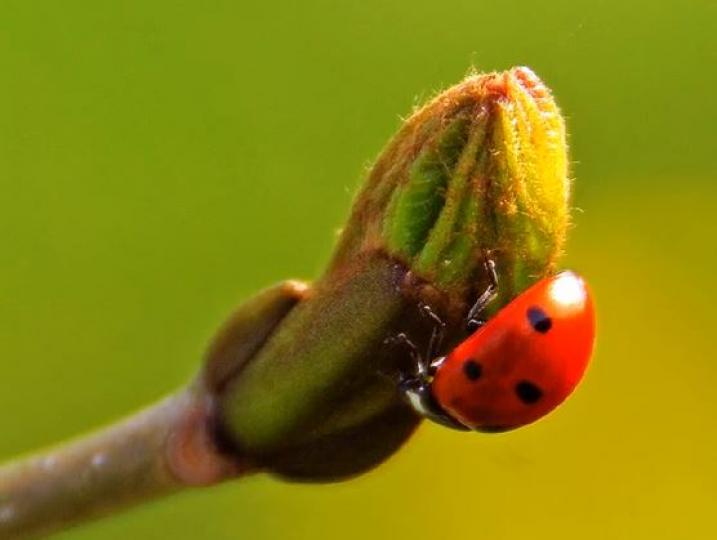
[{"left": 432, "top": 271, "right": 595, "bottom": 431}]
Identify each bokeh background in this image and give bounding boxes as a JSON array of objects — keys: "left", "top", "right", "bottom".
[{"left": 1, "top": 1, "right": 715, "bottom": 538}]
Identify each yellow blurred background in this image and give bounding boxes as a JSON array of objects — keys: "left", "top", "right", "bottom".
[{"left": 1, "top": 1, "right": 715, "bottom": 539}]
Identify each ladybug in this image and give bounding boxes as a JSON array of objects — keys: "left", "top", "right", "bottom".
[{"left": 399, "top": 260, "right": 596, "bottom": 432}]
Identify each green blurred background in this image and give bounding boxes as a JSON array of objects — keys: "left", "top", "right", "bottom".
[{"left": 1, "top": 1, "right": 715, "bottom": 538}]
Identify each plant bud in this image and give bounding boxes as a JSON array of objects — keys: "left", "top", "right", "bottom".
[
  {"left": 214, "top": 67, "right": 571, "bottom": 481},
  {"left": 333, "top": 66, "right": 569, "bottom": 312}
]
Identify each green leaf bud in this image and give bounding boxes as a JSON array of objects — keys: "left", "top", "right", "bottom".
[{"left": 213, "top": 67, "right": 571, "bottom": 481}]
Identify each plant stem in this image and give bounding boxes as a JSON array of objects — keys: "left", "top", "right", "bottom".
[
  {"left": 0, "top": 281, "right": 305, "bottom": 539},
  {"left": 0, "top": 385, "right": 245, "bottom": 540}
]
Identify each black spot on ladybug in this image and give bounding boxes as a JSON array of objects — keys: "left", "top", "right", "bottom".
[
  {"left": 527, "top": 306, "right": 552, "bottom": 333},
  {"left": 515, "top": 381, "right": 543, "bottom": 404},
  {"left": 463, "top": 359, "right": 482, "bottom": 381}
]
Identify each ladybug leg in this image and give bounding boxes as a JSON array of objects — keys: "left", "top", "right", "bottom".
[
  {"left": 419, "top": 303, "right": 446, "bottom": 363},
  {"left": 390, "top": 312, "right": 470, "bottom": 431},
  {"left": 384, "top": 332, "right": 426, "bottom": 377},
  {"left": 385, "top": 332, "right": 420, "bottom": 363},
  {"left": 466, "top": 256, "right": 499, "bottom": 332},
  {"left": 390, "top": 302, "right": 446, "bottom": 377}
]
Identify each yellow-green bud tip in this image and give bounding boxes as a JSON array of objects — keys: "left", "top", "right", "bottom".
[{"left": 333, "top": 66, "right": 570, "bottom": 310}]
